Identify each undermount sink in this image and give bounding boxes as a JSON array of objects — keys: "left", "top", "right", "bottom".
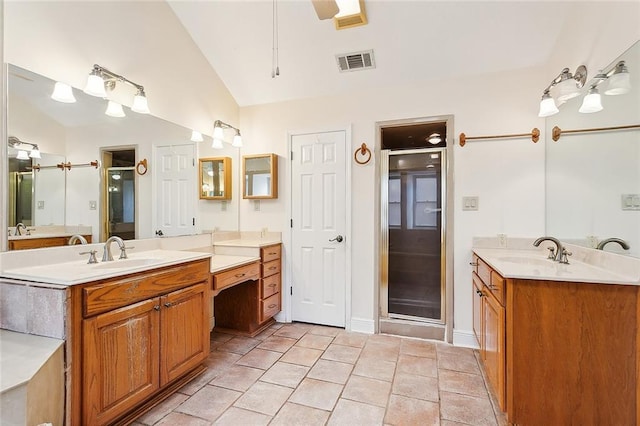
[
  {"left": 495, "top": 256, "right": 555, "bottom": 267},
  {"left": 93, "top": 258, "right": 161, "bottom": 269}
]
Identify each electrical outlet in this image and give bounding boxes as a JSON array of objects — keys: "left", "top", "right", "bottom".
[
  {"left": 497, "top": 233, "right": 507, "bottom": 247},
  {"left": 261, "top": 227, "right": 268, "bottom": 238},
  {"left": 254, "top": 200, "right": 261, "bottom": 211},
  {"left": 89, "top": 200, "right": 97, "bottom": 210},
  {"left": 221, "top": 200, "right": 227, "bottom": 211},
  {"left": 37, "top": 201, "right": 45, "bottom": 209},
  {"left": 462, "top": 196, "right": 479, "bottom": 211},
  {"left": 586, "top": 235, "right": 599, "bottom": 248}
]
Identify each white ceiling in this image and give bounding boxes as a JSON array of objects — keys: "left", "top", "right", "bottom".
[{"left": 168, "top": 0, "right": 575, "bottom": 107}]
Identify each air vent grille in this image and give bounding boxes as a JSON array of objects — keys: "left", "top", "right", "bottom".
[{"left": 336, "top": 50, "right": 375, "bottom": 73}]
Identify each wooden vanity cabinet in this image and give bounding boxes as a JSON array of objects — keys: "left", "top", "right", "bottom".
[
  {"left": 75, "top": 258, "right": 211, "bottom": 426},
  {"left": 9, "top": 234, "right": 92, "bottom": 250}
]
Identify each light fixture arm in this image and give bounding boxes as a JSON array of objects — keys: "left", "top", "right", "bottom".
[
  {"left": 8, "top": 136, "right": 39, "bottom": 151},
  {"left": 91, "top": 64, "right": 145, "bottom": 93},
  {"left": 542, "top": 65, "right": 588, "bottom": 94},
  {"left": 589, "top": 60, "right": 628, "bottom": 88},
  {"left": 214, "top": 120, "right": 240, "bottom": 134}
]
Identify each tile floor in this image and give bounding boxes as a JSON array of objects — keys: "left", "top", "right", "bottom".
[{"left": 133, "top": 322, "right": 505, "bottom": 426}]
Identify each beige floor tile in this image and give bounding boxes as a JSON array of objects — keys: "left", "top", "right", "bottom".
[
  {"left": 253, "top": 326, "right": 278, "bottom": 341},
  {"left": 352, "top": 357, "right": 396, "bottom": 382},
  {"left": 438, "top": 369, "right": 489, "bottom": 398},
  {"left": 392, "top": 372, "right": 439, "bottom": 402},
  {"left": 288, "top": 378, "right": 344, "bottom": 411},
  {"left": 136, "top": 392, "right": 189, "bottom": 425},
  {"left": 217, "top": 336, "right": 261, "bottom": 355},
  {"left": 175, "top": 385, "right": 241, "bottom": 422},
  {"left": 368, "top": 334, "right": 402, "bottom": 348},
  {"left": 177, "top": 366, "right": 223, "bottom": 396},
  {"left": 436, "top": 343, "right": 476, "bottom": 357},
  {"left": 274, "top": 324, "right": 308, "bottom": 339},
  {"left": 342, "top": 375, "right": 391, "bottom": 407},
  {"left": 441, "top": 420, "right": 469, "bottom": 426},
  {"left": 332, "top": 331, "right": 369, "bottom": 348},
  {"left": 270, "top": 402, "right": 330, "bottom": 426},
  {"left": 279, "top": 346, "right": 323, "bottom": 367},
  {"left": 440, "top": 391, "right": 497, "bottom": 426},
  {"left": 327, "top": 398, "right": 386, "bottom": 426},
  {"left": 384, "top": 394, "right": 440, "bottom": 426},
  {"left": 321, "top": 343, "right": 362, "bottom": 364},
  {"left": 210, "top": 365, "right": 264, "bottom": 392},
  {"left": 397, "top": 354, "right": 438, "bottom": 378},
  {"left": 307, "top": 359, "right": 354, "bottom": 384},
  {"left": 154, "top": 412, "right": 211, "bottom": 426},
  {"left": 295, "top": 333, "right": 334, "bottom": 350},
  {"left": 400, "top": 338, "right": 437, "bottom": 358},
  {"left": 204, "top": 350, "right": 242, "bottom": 367},
  {"left": 260, "top": 361, "right": 309, "bottom": 388},
  {"left": 211, "top": 332, "right": 234, "bottom": 344},
  {"left": 437, "top": 349, "right": 481, "bottom": 375},
  {"left": 359, "top": 344, "right": 399, "bottom": 362},
  {"left": 308, "top": 325, "right": 342, "bottom": 337},
  {"left": 233, "top": 381, "right": 293, "bottom": 416},
  {"left": 236, "top": 348, "right": 282, "bottom": 370},
  {"left": 257, "top": 335, "right": 298, "bottom": 352},
  {"left": 212, "top": 406, "right": 271, "bottom": 425}
]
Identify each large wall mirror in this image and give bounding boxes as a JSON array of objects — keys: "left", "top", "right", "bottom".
[
  {"left": 5, "top": 63, "right": 240, "bottom": 251},
  {"left": 545, "top": 40, "right": 640, "bottom": 258},
  {"left": 243, "top": 153, "right": 278, "bottom": 199}
]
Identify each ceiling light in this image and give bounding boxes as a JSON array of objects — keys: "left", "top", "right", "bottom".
[
  {"left": 212, "top": 119, "right": 243, "bottom": 149},
  {"left": 336, "top": 0, "right": 361, "bottom": 17},
  {"left": 334, "top": 0, "right": 367, "bottom": 30},
  {"left": 605, "top": 61, "right": 631, "bottom": 95},
  {"left": 191, "top": 130, "right": 204, "bottom": 142},
  {"left": 427, "top": 133, "right": 441, "bottom": 144},
  {"left": 538, "top": 91, "right": 559, "bottom": 117},
  {"left": 111, "top": 173, "right": 121, "bottom": 180},
  {"left": 578, "top": 87, "right": 603, "bottom": 113},
  {"left": 131, "top": 89, "right": 150, "bottom": 114},
  {"left": 51, "top": 82, "right": 77, "bottom": 103},
  {"left": 16, "top": 150, "right": 29, "bottom": 160},
  {"left": 207, "top": 170, "right": 214, "bottom": 177},
  {"left": 28, "top": 146, "right": 41, "bottom": 159},
  {"left": 105, "top": 100, "right": 126, "bottom": 118}
]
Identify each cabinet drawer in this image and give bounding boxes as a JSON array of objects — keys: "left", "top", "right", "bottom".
[
  {"left": 262, "top": 273, "right": 281, "bottom": 299},
  {"left": 489, "top": 271, "right": 505, "bottom": 306},
  {"left": 261, "top": 292, "right": 281, "bottom": 322},
  {"left": 262, "top": 259, "right": 281, "bottom": 278},
  {"left": 471, "top": 254, "right": 479, "bottom": 274},
  {"left": 261, "top": 244, "right": 281, "bottom": 262},
  {"left": 213, "top": 262, "right": 260, "bottom": 291},
  {"left": 84, "top": 259, "right": 210, "bottom": 317},
  {"left": 477, "top": 258, "right": 492, "bottom": 286}
]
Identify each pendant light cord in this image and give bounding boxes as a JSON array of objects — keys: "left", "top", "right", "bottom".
[{"left": 272, "top": 0, "right": 280, "bottom": 78}]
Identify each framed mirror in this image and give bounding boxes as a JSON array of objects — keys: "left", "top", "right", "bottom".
[
  {"left": 243, "top": 153, "right": 278, "bottom": 199},
  {"left": 199, "top": 157, "right": 231, "bottom": 200}
]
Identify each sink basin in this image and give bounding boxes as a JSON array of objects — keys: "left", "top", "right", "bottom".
[
  {"left": 93, "top": 258, "right": 161, "bottom": 269},
  {"left": 495, "top": 256, "right": 555, "bottom": 267}
]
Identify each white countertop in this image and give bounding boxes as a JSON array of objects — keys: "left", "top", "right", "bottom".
[
  {"left": 0, "top": 329, "right": 64, "bottom": 393},
  {"left": 473, "top": 247, "right": 640, "bottom": 285},
  {"left": 214, "top": 238, "right": 281, "bottom": 248},
  {"left": 0, "top": 249, "right": 212, "bottom": 286},
  {"left": 186, "top": 246, "right": 260, "bottom": 273}
]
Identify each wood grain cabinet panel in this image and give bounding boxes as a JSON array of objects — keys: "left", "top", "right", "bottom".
[
  {"left": 9, "top": 234, "right": 92, "bottom": 250},
  {"left": 213, "top": 262, "right": 260, "bottom": 291}
]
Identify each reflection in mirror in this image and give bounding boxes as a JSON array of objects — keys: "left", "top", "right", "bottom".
[
  {"left": 545, "top": 40, "right": 640, "bottom": 257},
  {"left": 199, "top": 157, "right": 231, "bottom": 200},
  {"left": 243, "top": 153, "right": 278, "bottom": 199}
]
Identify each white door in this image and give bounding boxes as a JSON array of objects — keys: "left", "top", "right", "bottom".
[
  {"left": 291, "top": 131, "right": 347, "bottom": 327},
  {"left": 154, "top": 144, "right": 196, "bottom": 237}
]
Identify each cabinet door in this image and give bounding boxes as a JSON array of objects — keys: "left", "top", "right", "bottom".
[
  {"left": 160, "top": 282, "right": 210, "bottom": 385},
  {"left": 483, "top": 291, "right": 506, "bottom": 410},
  {"left": 472, "top": 273, "right": 483, "bottom": 347},
  {"left": 83, "top": 298, "right": 160, "bottom": 426}
]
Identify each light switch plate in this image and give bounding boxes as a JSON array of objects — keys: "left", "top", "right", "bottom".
[
  {"left": 462, "top": 196, "right": 479, "bottom": 211},
  {"left": 221, "top": 200, "right": 227, "bottom": 211},
  {"left": 254, "top": 200, "right": 261, "bottom": 211},
  {"left": 37, "top": 201, "right": 45, "bottom": 209},
  {"left": 89, "top": 200, "right": 97, "bottom": 210},
  {"left": 621, "top": 194, "right": 640, "bottom": 210}
]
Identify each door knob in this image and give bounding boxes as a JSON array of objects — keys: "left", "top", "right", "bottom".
[{"left": 329, "top": 235, "right": 344, "bottom": 243}]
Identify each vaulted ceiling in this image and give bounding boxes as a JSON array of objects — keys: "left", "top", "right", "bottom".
[{"left": 168, "top": 1, "right": 576, "bottom": 107}]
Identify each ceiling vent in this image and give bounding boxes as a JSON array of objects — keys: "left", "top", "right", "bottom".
[{"left": 336, "top": 50, "right": 375, "bottom": 73}]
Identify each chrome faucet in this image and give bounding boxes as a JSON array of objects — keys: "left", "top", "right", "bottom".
[
  {"left": 68, "top": 234, "right": 88, "bottom": 245},
  {"left": 533, "top": 236, "right": 565, "bottom": 262},
  {"left": 102, "top": 236, "right": 127, "bottom": 262},
  {"left": 597, "top": 238, "right": 630, "bottom": 251},
  {"left": 14, "top": 223, "right": 26, "bottom": 236}
]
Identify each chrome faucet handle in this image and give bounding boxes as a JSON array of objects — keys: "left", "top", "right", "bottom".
[
  {"left": 559, "top": 248, "right": 572, "bottom": 264},
  {"left": 80, "top": 250, "right": 98, "bottom": 264},
  {"left": 119, "top": 246, "right": 134, "bottom": 259},
  {"left": 546, "top": 247, "right": 556, "bottom": 260}
]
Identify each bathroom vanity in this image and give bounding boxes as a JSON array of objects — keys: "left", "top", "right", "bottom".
[{"left": 472, "top": 245, "right": 640, "bottom": 425}]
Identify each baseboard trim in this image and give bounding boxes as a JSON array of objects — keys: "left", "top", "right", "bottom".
[
  {"left": 349, "top": 317, "right": 375, "bottom": 334},
  {"left": 453, "top": 329, "right": 479, "bottom": 348}
]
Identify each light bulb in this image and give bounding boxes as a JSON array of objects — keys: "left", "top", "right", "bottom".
[
  {"left": 538, "top": 92, "right": 559, "bottom": 117},
  {"left": 51, "top": 82, "right": 77, "bottom": 103},
  {"left": 84, "top": 71, "right": 107, "bottom": 97},
  {"left": 105, "top": 101, "right": 126, "bottom": 118},
  {"left": 212, "top": 138, "right": 224, "bottom": 149},
  {"left": 131, "top": 89, "right": 150, "bottom": 114},
  {"left": 579, "top": 87, "right": 603, "bottom": 113}
]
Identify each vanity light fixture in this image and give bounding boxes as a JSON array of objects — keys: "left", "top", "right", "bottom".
[
  {"left": 8, "top": 136, "right": 41, "bottom": 159},
  {"left": 51, "top": 82, "right": 77, "bottom": 103},
  {"left": 537, "top": 65, "right": 587, "bottom": 117},
  {"left": 83, "top": 64, "right": 150, "bottom": 115},
  {"left": 191, "top": 130, "right": 204, "bottom": 142},
  {"left": 212, "top": 120, "right": 242, "bottom": 149},
  {"left": 605, "top": 61, "right": 631, "bottom": 95}
]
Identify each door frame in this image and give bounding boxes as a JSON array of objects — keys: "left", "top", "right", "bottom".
[
  {"left": 375, "top": 115, "right": 455, "bottom": 342},
  {"left": 286, "top": 125, "right": 352, "bottom": 330}
]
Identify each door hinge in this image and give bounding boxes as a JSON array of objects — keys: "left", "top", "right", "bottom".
[
  {"left": 290, "top": 287, "right": 293, "bottom": 295},
  {"left": 290, "top": 219, "right": 293, "bottom": 228},
  {"left": 192, "top": 158, "right": 195, "bottom": 166},
  {"left": 290, "top": 151, "right": 293, "bottom": 161},
  {"left": 192, "top": 218, "right": 195, "bottom": 226}
]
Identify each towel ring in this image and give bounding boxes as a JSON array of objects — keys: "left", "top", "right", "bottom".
[
  {"left": 354, "top": 143, "right": 371, "bottom": 165},
  {"left": 136, "top": 159, "right": 148, "bottom": 175}
]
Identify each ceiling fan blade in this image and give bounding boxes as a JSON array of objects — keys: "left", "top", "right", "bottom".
[{"left": 311, "top": 0, "right": 339, "bottom": 20}]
